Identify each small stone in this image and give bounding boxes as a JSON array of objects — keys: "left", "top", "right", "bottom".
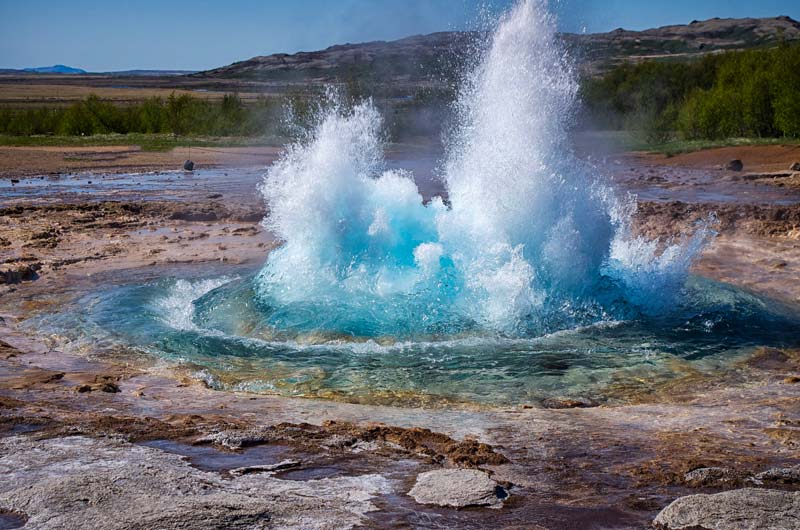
[
  {"left": 0, "top": 263, "right": 41, "bottom": 284},
  {"left": 183, "top": 160, "right": 195, "bottom": 171},
  {"left": 725, "top": 159, "right": 744, "bottom": 171},
  {"left": 408, "top": 469, "right": 507, "bottom": 508},
  {"left": 97, "top": 382, "right": 120, "bottom": 393},
  {"left": 790, "top": 161, "right": 800, "bottom": 171},
  {"left": 653, "top": 488, "right": 800, "bottom": 530},
  {"left": 229, "top": 460, "right": 300, "bottom": 476},
  {"left": 74, "top": 382, "right": 120, "bottom": 393},
  {"left": 683, "top": 466, "right": 737, "bottom": 487},
  {"left": 754, "top": 465, "right": 800, "bottom": 485},
  {"left": 784, "top": 376, "right": 800, "bottom": 384},
  {"left": 540, "top": 397, "right": 598, "bottom": 409}
]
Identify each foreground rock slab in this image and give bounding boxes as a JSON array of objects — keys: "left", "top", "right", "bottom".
[
  {"left": 0, "top": 435, "right": 389, "bottom": 530},
  {"left": 653, "top": 488, "right": 800, "bottom": 530},
  {"left": 408, "top": 468, "right": 506, "bottom": 508}
]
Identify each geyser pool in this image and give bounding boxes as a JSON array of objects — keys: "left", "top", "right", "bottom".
[
  {"left": 29, "top": 272, "right": 800, "bottom": 405},
  {"left": 23, "top": 0, "right": 800, "bottom": 405}
]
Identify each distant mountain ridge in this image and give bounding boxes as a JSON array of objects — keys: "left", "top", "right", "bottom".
[
  {"left": 1, "top": 66, "right": 196, "bottom": 76},
  {"left": 23, "top": 64, "right": 86, "bottom": 74},
  {"left": 195, "top": 15, "right": 800, "bottom": 82}
]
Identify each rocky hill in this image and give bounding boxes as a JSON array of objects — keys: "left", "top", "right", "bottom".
[
  {"left": 568, "top": 15, "right": 800, "bottom": 73},
  {"left": 195, "top": 16, "right": 800, "bottom": 84},
  {"left": 194, "top": 32, "right": 475, "bottom": 88}
]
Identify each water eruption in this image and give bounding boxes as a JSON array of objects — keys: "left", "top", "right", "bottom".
[
  {"left": 20, "top": 0, "right": 800, "bottom": 406},
  {"left": 253, "top": 0, "right": 711, "bottom": 339}
]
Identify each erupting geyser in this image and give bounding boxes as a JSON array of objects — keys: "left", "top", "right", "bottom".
[
  {"left": 254, "top": 0, "right": 710, "bottom": 338},
  {"left": 32, "top": 0, "right": 800, "bottom": 405}
]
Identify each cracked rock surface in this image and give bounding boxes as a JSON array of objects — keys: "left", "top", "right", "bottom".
[
  {"left": 653, "top": 488, "right": 800, "bottom": 530},
  {"left": 0, "top": 435, "right": 389, "bottom": 530}
]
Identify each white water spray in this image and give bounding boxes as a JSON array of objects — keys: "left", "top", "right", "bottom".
[{"left": 255, "top": 0, "right": 711, "bottom": 338}]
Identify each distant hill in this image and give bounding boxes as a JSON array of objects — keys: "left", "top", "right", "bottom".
[
  {"left": 0, "top": 67, "right": 196, "bottom": 76},
  {"left": 23, "top": 64, "right": 86, "bottom": 74},
  {"left": 194, "top": 31, "right": 475, "bottom": 87},
  {"left": 195, "top": 15, "right": 800, "bottom": 83},
  {"left": 103, "top": 69, "right": 198, "bottom": 76},
  {"left": 566, "top": 15, "right": 800, "bottom": 74}
]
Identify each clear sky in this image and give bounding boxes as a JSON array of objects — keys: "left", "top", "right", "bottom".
[{"left": 1, "top": 0, "right": 798, "bottom": 72}]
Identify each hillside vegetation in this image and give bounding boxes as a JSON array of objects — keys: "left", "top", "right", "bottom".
[
  {"left": 582, "top": 43, "right": 800, "bottom": 143},
  {"left": 0, "top": 94, "right": 283, "bottom": 138}
]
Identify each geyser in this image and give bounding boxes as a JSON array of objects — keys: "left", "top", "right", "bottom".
[
  {"left": 28, "top": 0, "right": 800, "bottom": 406},
  {"left": 253, "top": 0, "right": 710, "bottom": 339}
]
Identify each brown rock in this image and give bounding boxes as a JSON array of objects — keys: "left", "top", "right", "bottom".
[
  {"left": 541, "top": 397, "right": 599, "bottom": 409},
  {"left": 0, "top": 263, "right": 41, "bottom": 284},
  {"left": 75, "top": 382, "right": 120, "bottom": 393}
]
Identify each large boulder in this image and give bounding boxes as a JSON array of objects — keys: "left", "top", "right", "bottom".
[
  {"left": 408, "top": 469, "right": 507, "bottom": 508},
  {"left": 653, "top": 488, "right": 800, "bottom": 530}
]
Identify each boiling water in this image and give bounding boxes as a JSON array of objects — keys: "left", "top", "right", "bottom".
[{"left": 24, "top": 0, "right": 800, "bottom": 405}]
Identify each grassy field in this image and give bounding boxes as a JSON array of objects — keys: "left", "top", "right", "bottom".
[
  {"left": 0, "top": 84, "right": 268, "bottom": 107},
  {"left": 636, "top": 137, "right": 800, "bottom": 156},
  {"left": 576, "top": 130, "right": 800, "bottom": 156}
]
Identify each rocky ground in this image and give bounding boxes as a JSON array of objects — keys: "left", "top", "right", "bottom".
[
  {"left": 0, "top": 145, "right": 281, "bottom": 179},
  {"left": 0, "top": 145, "right": 799, "bottom": 529}
]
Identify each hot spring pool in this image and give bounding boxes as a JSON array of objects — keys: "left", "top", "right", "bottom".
[{"left": 26, "top": 271, "right": 800, "bottom": 406}]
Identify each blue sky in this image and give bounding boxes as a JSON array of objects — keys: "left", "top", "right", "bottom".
[{"left": 1, "top": 0, "right": 798, "bottom": 71}]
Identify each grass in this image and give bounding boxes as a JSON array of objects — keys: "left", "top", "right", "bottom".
[
  {"left": 0, "top": 83, "right": 264, "bottom": 106},
  {"left": 0, "top": 133, "right": 286, "bottom": 152},
  {"left": 578, "top": 130, "right": 800, "bottom": 156},
  {"left": 638, "top": 137, "right": 800, "bottom": 156}
]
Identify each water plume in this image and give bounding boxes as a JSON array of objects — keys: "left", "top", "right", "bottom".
[{"left": 254, "top": 0, "right": 712, "bottom": 339}]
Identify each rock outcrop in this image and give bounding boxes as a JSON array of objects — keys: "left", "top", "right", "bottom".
[
  {"left": 653, "top": 488, "right": 800, "bottom": 530},
  {"left": 0, "top": 435, "right": 389, "bottom": 530}
]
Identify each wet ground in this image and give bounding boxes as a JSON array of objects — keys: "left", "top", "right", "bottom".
[{"left": 0, "top": 143, "right": 799, "bottom": 528}]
